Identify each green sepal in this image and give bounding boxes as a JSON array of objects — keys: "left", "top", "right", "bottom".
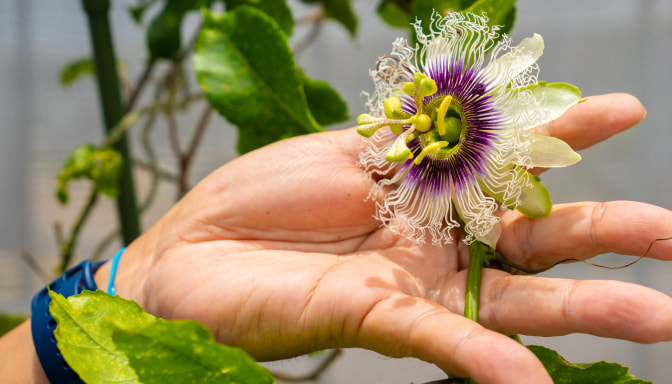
[
  {"left": 479, "top": 166, "right": 552, "bottom": 218},
  {"left": 515, "top": 81, "right": 582, "bottom": 126}
]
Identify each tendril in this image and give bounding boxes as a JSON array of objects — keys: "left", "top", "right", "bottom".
[{"left": 492, "top": 235, "right": 672, "bottom": 275}]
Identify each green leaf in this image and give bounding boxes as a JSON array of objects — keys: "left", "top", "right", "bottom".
[
  {"left": 113, "top": 318, "right": 276, "bottom": 384},
  {"left": 60, "top": 58, "right": 96, "bottom": 87},
  {"left": 193, "top": 7, "right": 323, "bottom": 154},
  {"left": 529, "top": 345, "right": 654, "bottom": 384},
  {"left": 0, "top": 313, "right": 27, "bottom": 337},
  {"left": 56, "top": 145, "right": 124, "bottom": 204},
  {"left": 320, "top": 0, "right": 358, "bottom": 36},
  {"left": 377, "top": 1, "right": 410, "bottom": 28},
  {"left": 128, "top": 0, "right": 161, "bottom": 24},
  {"left": 224, "top": 0, "right": 294, "bottom": 37},
  {"left": 464, "top": 0, "right": 517, "bottom": 33},
  {"left": 49, "top": 290, "right": 157, "bottom": 384},
  {"left": 90, "top": 148, "right": 125, "bottom": 198},
  {"left": 408, "top": 0, "right": 462, "bottom": 42},
  {"left": 147, "top": 0, "right": 217, "bottom": 61},
  {"left": 302, "top": 74, "right": 349, "bottom": 126}
]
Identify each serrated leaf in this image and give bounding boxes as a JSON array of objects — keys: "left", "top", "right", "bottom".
[
  {"left": 302, "top": 74, "right": 349, "bottom": 126},
  {"left": 529, "top": 345, "right": 654, "bottom": 384},
  {"left": 224, "top": 0, "right": 294, "bottom": 37},
  {"left": 49, "top": 290, "right": 157, "bottom": 384},
  {"left": 0, "top": 313, "right": 27, "bottom": 337},
  {"left": 193, "top": 7, "right": 323, "bottom": 154},
  {"left": 113, "top": 318, "right": 276, "bottom": 384}
]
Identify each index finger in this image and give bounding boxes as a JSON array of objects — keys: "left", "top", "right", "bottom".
[{"left": 537, "top": 93, "right": 646, "bottom": 150}]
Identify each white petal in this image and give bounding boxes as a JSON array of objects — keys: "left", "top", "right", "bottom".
[
  {"left": 483, "top": 34, "right": 544, "bottom": 87},
  {"left": 529, "top": 133, "right": 581, "bottom": 168},
  {"left": 498, "top": 82, "right": 582, "bottom": 132}
]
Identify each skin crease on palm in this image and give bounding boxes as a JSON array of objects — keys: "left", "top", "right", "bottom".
[{"left": 7, "top": 93, "right": 671, "bottom": 384}]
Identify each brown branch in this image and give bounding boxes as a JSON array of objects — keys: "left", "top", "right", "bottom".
[
  {"left": 19, "top": 249, "right": 52, "bottom": 283},
  {"left": 125, "top": 61, "right": 156, "bottom": 112}
]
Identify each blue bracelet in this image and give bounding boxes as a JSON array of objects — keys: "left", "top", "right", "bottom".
[
  {"left": 107, "top": 247, "right": 125, "bottom": 296},
  {"left": 31, "top": 259, "right": 106, "bottom": 384}
]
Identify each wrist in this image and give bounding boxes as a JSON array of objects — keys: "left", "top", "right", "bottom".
[{"left": 94, "top": 234, "right": 153, "bottom": 309}]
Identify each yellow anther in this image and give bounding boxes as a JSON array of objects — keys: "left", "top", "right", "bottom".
[
  {"left": 435, "top": 96, "right": 453, "bottom": 136},
  {"left": 357, "top": 123, "right": 383, "bottom": 138},
  {"left": 385, "top": 128, "right": 415, "bottom": 162},
  {"left": 384, "top": 97, "right": 402, "bottom": 119},
  {"left": 415, "top": 114, "right": 432, "bottom": 132},
  {"left": 357, "top": 113, "right": 376, "bottom": 125},
  {"left": 417, "top": 78, "right": 438, "bottom": 98},
  {"left": 414, "top": 141, "right": 449, "bottom": 165},
  {"left": 402, "top": 82, "right": 415, "bottom": 96}
]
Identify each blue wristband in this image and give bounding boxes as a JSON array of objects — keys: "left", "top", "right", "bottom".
[
  {"left": 107, "top": 247, "right": 125, "bottom": 296},
  {"left": 31, "top": 259, "right": 105, "bottom": 384}
]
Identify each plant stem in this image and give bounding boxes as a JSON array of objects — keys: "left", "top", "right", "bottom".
[
  {"left": 59, "top": 188, "right": 99, "bottom": 273},
  {"left": 81, "top": 0, "right": 141, "bottom": 246},
  {"left": 464, "top": 241, "right": 489, "bottom": 322},
  {"left": 462, "top": 241, "right": 493, "bottom": 384}
]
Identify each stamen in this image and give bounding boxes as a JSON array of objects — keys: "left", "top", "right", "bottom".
[
  {"left": 386, "top": 127, "right": 416, "bottom": 162},
  {"left": 414, "top": 141, "right": 448, "bottom": 164}
]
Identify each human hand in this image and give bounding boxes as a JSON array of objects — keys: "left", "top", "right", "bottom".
[{"left": 97, "top": 92, "right": 672, "bottom": 384}]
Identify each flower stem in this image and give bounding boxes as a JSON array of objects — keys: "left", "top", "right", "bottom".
[{"left": 464, "top": 241, "right": 491, "bottom": 322}]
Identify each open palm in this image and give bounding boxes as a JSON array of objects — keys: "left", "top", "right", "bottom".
[{"left": 109, "top": 93, "right": 672, "bottom": 384}]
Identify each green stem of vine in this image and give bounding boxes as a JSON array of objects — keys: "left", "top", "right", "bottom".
[
  {"left": 465, "top": 241, "right": 490, "bottom": 322},
  {"left": 59, "top": 187, "right": 99, "bottom": 273},
  {"left": 81, "top": 0, "right": 141, "bottom": 246},
  {"left": 461, "top": 240, "right": 494, "bottom": 384}
]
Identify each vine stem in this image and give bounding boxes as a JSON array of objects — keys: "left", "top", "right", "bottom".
[
  {"left": 81, "top": 0, "right": 141, "bottom": 246},
  {"left": 59, "top": 187, "right": 99, "bottom": 273},
  {"left": 462, "top": 240, "right": 493, "bottom": 384},
  {"left": 464, "top": 241, "right": 489, "bottom": 322}
]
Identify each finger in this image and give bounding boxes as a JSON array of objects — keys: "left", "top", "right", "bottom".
[
  {"left": 536, "top": 93, "right": 646, "bottom": 151},
  {"left": 496, "top": 201, "right": 672, "bottom": 270},
  {"left": 357, "top": 295, "right": 552, "bottom": 384},
  {"left": 472, "top": 270, "right": 672, "bottom": 343}
]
